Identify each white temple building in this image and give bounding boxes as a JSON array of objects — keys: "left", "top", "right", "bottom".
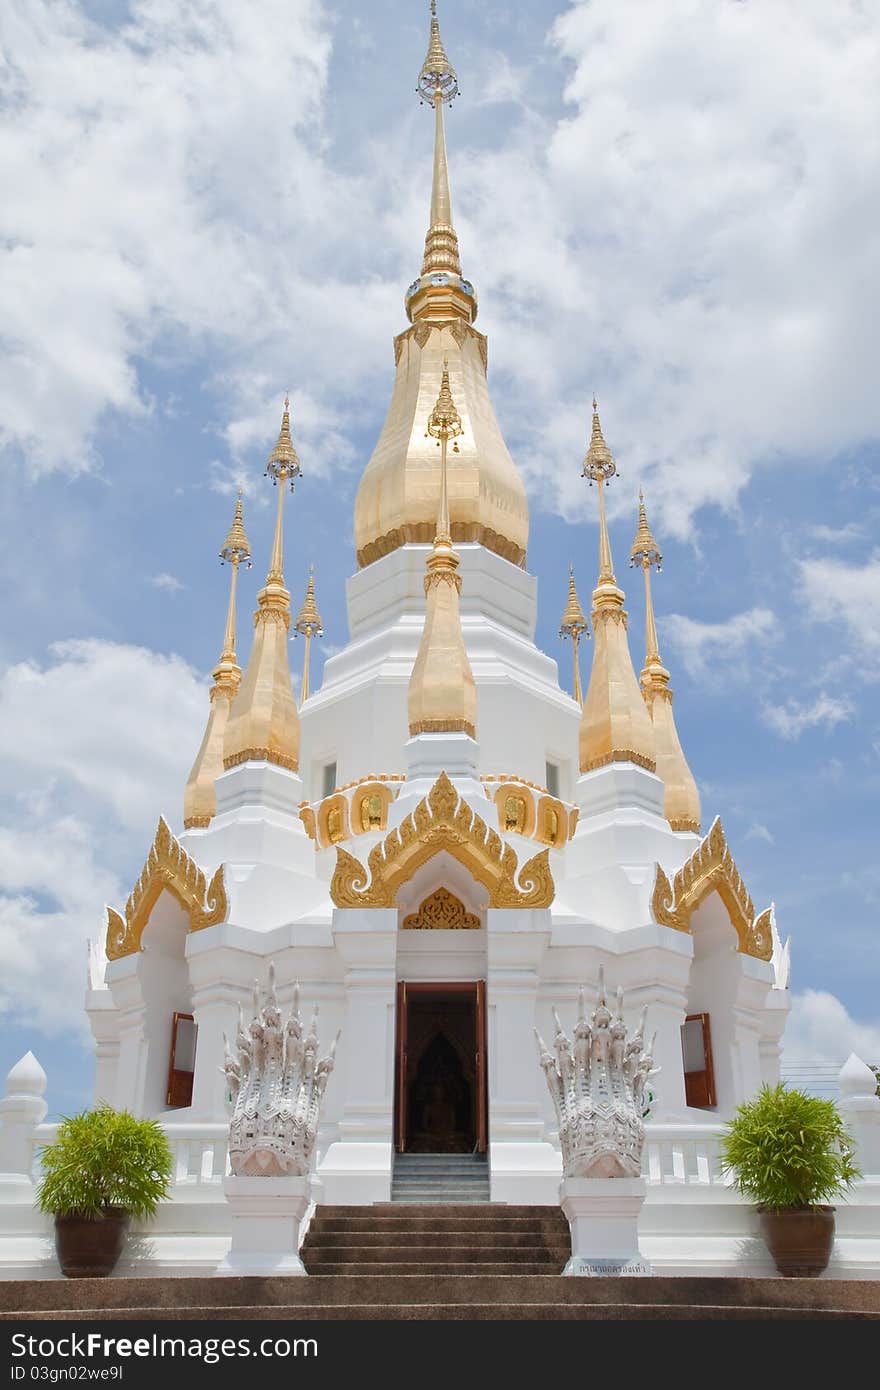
[{"left": 2, "top": 2, "right": 878, "bottom": 1279}]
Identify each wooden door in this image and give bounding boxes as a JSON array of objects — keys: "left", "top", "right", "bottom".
[{"left": 166, "top": 1012, "right": 197, "bottom": 1108}]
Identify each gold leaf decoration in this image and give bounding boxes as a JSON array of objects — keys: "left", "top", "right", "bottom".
[
  {"left": 105, "top": 817, "right": 228, "bottom": 960},
  {"left": 651, "top": 816, "right": 772, "bottom": 961},
  {"left": 330, "top": 771, "right": 555, "bottom": 910},
  {"left": 402, "top": 887, "right": 480, "bottom": 930}
]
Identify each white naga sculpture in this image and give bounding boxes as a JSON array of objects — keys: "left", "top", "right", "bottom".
[
  {"left": 536, "top": 970, "right": 658, "bottom": 1179},
  {"left": 223, "top": 965, "right": 338, "bottom": 1177}
]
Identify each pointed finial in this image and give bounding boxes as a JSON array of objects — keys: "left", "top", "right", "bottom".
[
  {"left": 220, "top": 490, "right": 252, "bottom": 567},
  {"left": 559, "top": 562, "right": 589, "bottom": 640},
  {"left": 630, "top": 489, "right": 662, "bottom": 571},
  {"left": 418, "top": 0, "right": 458, "bottom": 104},
  {"left": 295, "top": 564, "right": 323, "bottom": 638},
  {"left": 266, "top": 394, "right": 302, "bottom": 488},
  {"left": 582, "top": 398, "right": 617, "bottom": 483}
]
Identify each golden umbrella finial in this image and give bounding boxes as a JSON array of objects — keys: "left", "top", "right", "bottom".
[
  {"left": 559, "top": 563, "right": 590, "bottom": 707},
  {"left": 294, "top": 564, "right": 323, "bottom": 705}
]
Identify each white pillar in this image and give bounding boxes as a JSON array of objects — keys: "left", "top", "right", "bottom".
[
  {"left": 318, "top": 911, "right": 397, "bottom": 1203},
  {"left": 0, "top": 1053, "right": 48, "bottom": 1203},
  {"left": 215, "top": 1176, "right": 310, "bottom": 1276},
  {"left": 487, "top": 910, "right": 558, "bottom": 1202},
  {"left": 187, "top": 971, "right": 254, "bottom": 1121},
  {"left": 838, "top": 1053, "right": 880, "bottom": 1177}
]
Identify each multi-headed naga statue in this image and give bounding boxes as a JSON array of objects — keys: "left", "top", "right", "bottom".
[
  {"left": 223, "top": 964, "right": 338, "bottom": 1177},
  {"left": 536, "top": 969, "right": 657, "bottom": 1179}
]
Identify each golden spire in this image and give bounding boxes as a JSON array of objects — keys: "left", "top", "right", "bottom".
[
  {"left": 407, "top": 361, "right": 476, "bottom": 739},
  {"left": 184, "top": 493, "right": 252, "bottom": 829},
  {"left": 559, "top": 564, "right": 590, "bottom": 706},
  {"left": 630, "top": 492, "right": 700, "bottom": 832},
  {"left": 578, "top": 401, "right": 656, "bottom": 775},
  {"left": 294, "top": 564, "right": 323, "bottom": 705},
  {"left": 223, "top": 399, "right": 303, "bottom": 774},
  {"left": 406, "top": 2, "right": 475, "bottom": 325}
]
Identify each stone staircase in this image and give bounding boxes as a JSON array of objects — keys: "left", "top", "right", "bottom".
[
  {"left": 301, "top": 1203, "right": 569, "bottom": 1276},
  {"left": 390, "top": 1152, "right": 490, "bottom": 1203}
]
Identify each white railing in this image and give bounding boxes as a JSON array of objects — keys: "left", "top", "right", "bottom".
[
  {"left": 29, "top": 1122, "right": 230, "bottom": 1197},
  {"left": 641, "top": 1123, "right": 728, "bottom": 1187}
]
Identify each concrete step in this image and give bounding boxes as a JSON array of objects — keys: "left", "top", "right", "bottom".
[
  {"left": 299, "top": 1262, "right": 570, "bottom": 1276},
  {"left": 8, "top": 1303, "right": 877, "bottom": 1322},
  {"left": 308, "top": 1217, "right": 568, "bottom": 1233},
  {"left": 303, "top": 1230, "right": 569, "bottom": 1249},
  {"left": 303, "top": 1244, "right": 569, "bottom": 1264},
  {"left": 4, "top": 1275, "right": 880, "bottom": 1318}
]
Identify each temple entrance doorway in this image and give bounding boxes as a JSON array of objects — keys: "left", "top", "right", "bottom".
[{"left": 394, "top": 982, "right": 487, "bottom": 1154}]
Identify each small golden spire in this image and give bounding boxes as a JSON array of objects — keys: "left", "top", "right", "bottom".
[
  {"left": 582, "top": 399, "right": 617, "bottom": 585},
  {"left": 630, "top": 492, "right": 700, "bottom": 832},
  {"left": 408, "top": 363, "right": 476, "bottom": 739},
  {"left": 184, "top": 494, "right": 252, "bottom": 829},
  {"left": 294, "top": 564, "right": 323, "bottom": 705},
  {"left": 578, "top": 402, "right": 656, "bottom": 776},
  {"left": 559, "top": 564, "right": 590, "bottom": 706},
  {"left": 223, "top": 399, "right": 303, "bottom": 774}
]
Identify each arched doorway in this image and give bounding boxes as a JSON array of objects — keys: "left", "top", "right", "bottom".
[{"left": 394, "top": 982, "right": 487, "bottom": 1154}]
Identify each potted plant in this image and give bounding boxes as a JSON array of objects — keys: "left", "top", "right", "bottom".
[
  {"left": 720, "top": 1083, "right": 860, "bottom": 1277},
  {"left": 37, "top": 1104, "right": 173, "bottom": 1278}
]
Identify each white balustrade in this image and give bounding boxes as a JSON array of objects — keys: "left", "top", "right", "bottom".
[{"left": 641, "top": 1123, "right": 728, "bottom": 1187}]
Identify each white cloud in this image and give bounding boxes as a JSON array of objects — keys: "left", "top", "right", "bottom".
[
  {"left": 150, "top": 572, "right": 184, "bottom": 593},
  {"left": 783, "top": 990, "right": 880, "bottom": 1069},
  {"left": 746, "top": 822, "right": 774, "bottom": 846},
  {"left": 661, "top": 606, "right": 777, "bottom": 680},
  {"left": 761, "top": 692, "right": 854, "bottom": 740},
  {"left": 798, "top": 551, "right": 880, "bottom": 658},
  {"left": 0, "top": 639, "right": 207, "bottom": 1033},
  {"left": 807, "top": 523, "right": 865, "bottom": 546}
]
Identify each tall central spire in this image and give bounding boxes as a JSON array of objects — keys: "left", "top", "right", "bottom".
[
  {"left": 406, "top": 2, "right": 475, "bottom": 325},
  {"left": 353, "top": 2, "right": 528, "bottom": 571},
  {"left": 578, "top": 401, "right": 656, "bottom": 776},
  {"left": 407, "top": 359, "right": 477, "bottom": 740}
]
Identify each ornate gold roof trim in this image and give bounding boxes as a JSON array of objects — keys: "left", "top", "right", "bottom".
[
  {"left": 651, "top": 816, "right": 772, "bottom": 961},
  {"left": 223, "top": 746, "right": 298, "bottom": 773},
  {"left": 581, "top": 749, "right": 656, "bottom": 774},
  {"left": 106, "top": 817, "right": 227, "bottom": 961},
  {"left": 331, "top": 771, "right": 554, "bottom": 909},
  {"left": 402, "top": 887, "right": 480, "bottom": 930}
]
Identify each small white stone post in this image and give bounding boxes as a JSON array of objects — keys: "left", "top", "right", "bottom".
[
  {"left": 838, "top": 1053, "right": 880, "bottom": 1177},
  {"left": 217, "top": 1175, "right": 311, "bottom": 1276},
  {"left": 560, "top": 1178, "right": 649, "bottom": 1276},
  {"left": 0, "top": 1053, "right": 48, "bottom": 1204}
]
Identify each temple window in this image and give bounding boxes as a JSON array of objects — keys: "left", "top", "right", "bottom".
[
  {"left": 166, "top": 1012, "right": 197, "bottom": 1109},
  {"left": 681, "top": 1013, "right": 716, "bottom": 1109},
  {"left": 361, "top": 792, "right": 383, "bottom": 831},
  {"left": 322, "top": 760, "right": 337, "bottom": 798},
  {"left": 545, "top": 760, "right": 560, "bottom": 797}
]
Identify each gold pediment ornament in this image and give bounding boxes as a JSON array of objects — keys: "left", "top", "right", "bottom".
[
  {"left": 402, "top": 887, "right": 481, "bottom": 930},
  {"left": 331, "top": 772, "right": 554, "bottom": 910},
  {"left": 106, "top": 817, "right": 228, "bottom": 961},
  {"left": 651, "top": 816, "right": 772, "bottom": 961}
]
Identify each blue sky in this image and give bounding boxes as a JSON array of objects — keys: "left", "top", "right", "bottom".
[{"left": 1, "top": 0, "right": 879, "bottom": 1116}]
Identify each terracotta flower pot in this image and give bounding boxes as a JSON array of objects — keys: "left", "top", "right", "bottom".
[
  {"left": 54, "top": 1209, "right": 131, "bottom": 1278},
  {"left": 759, "top": 1206, "right": 835, "bottom": 1278}
]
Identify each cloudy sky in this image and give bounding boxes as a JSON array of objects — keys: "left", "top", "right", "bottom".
[{"left": 1, "top": 0, "right": 879, "bottom": 1114}]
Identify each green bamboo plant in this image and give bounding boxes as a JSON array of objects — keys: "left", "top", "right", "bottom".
[
  {"left": 720, "top": 1084, "right": 860, "bottom": 1212},
  {"left": 37, "top": 1104, "right": 173, "bottom": 1221}
]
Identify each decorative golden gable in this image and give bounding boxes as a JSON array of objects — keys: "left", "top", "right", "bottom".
[
  {"left": 651, "top": 816, "right": 772, "bottom": 961},
  {"left": 106, "top": 817, "right": 227, "bottom": 961},
  {"left": 331, "top": 772, "right": 554, "bottom": 910}
]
